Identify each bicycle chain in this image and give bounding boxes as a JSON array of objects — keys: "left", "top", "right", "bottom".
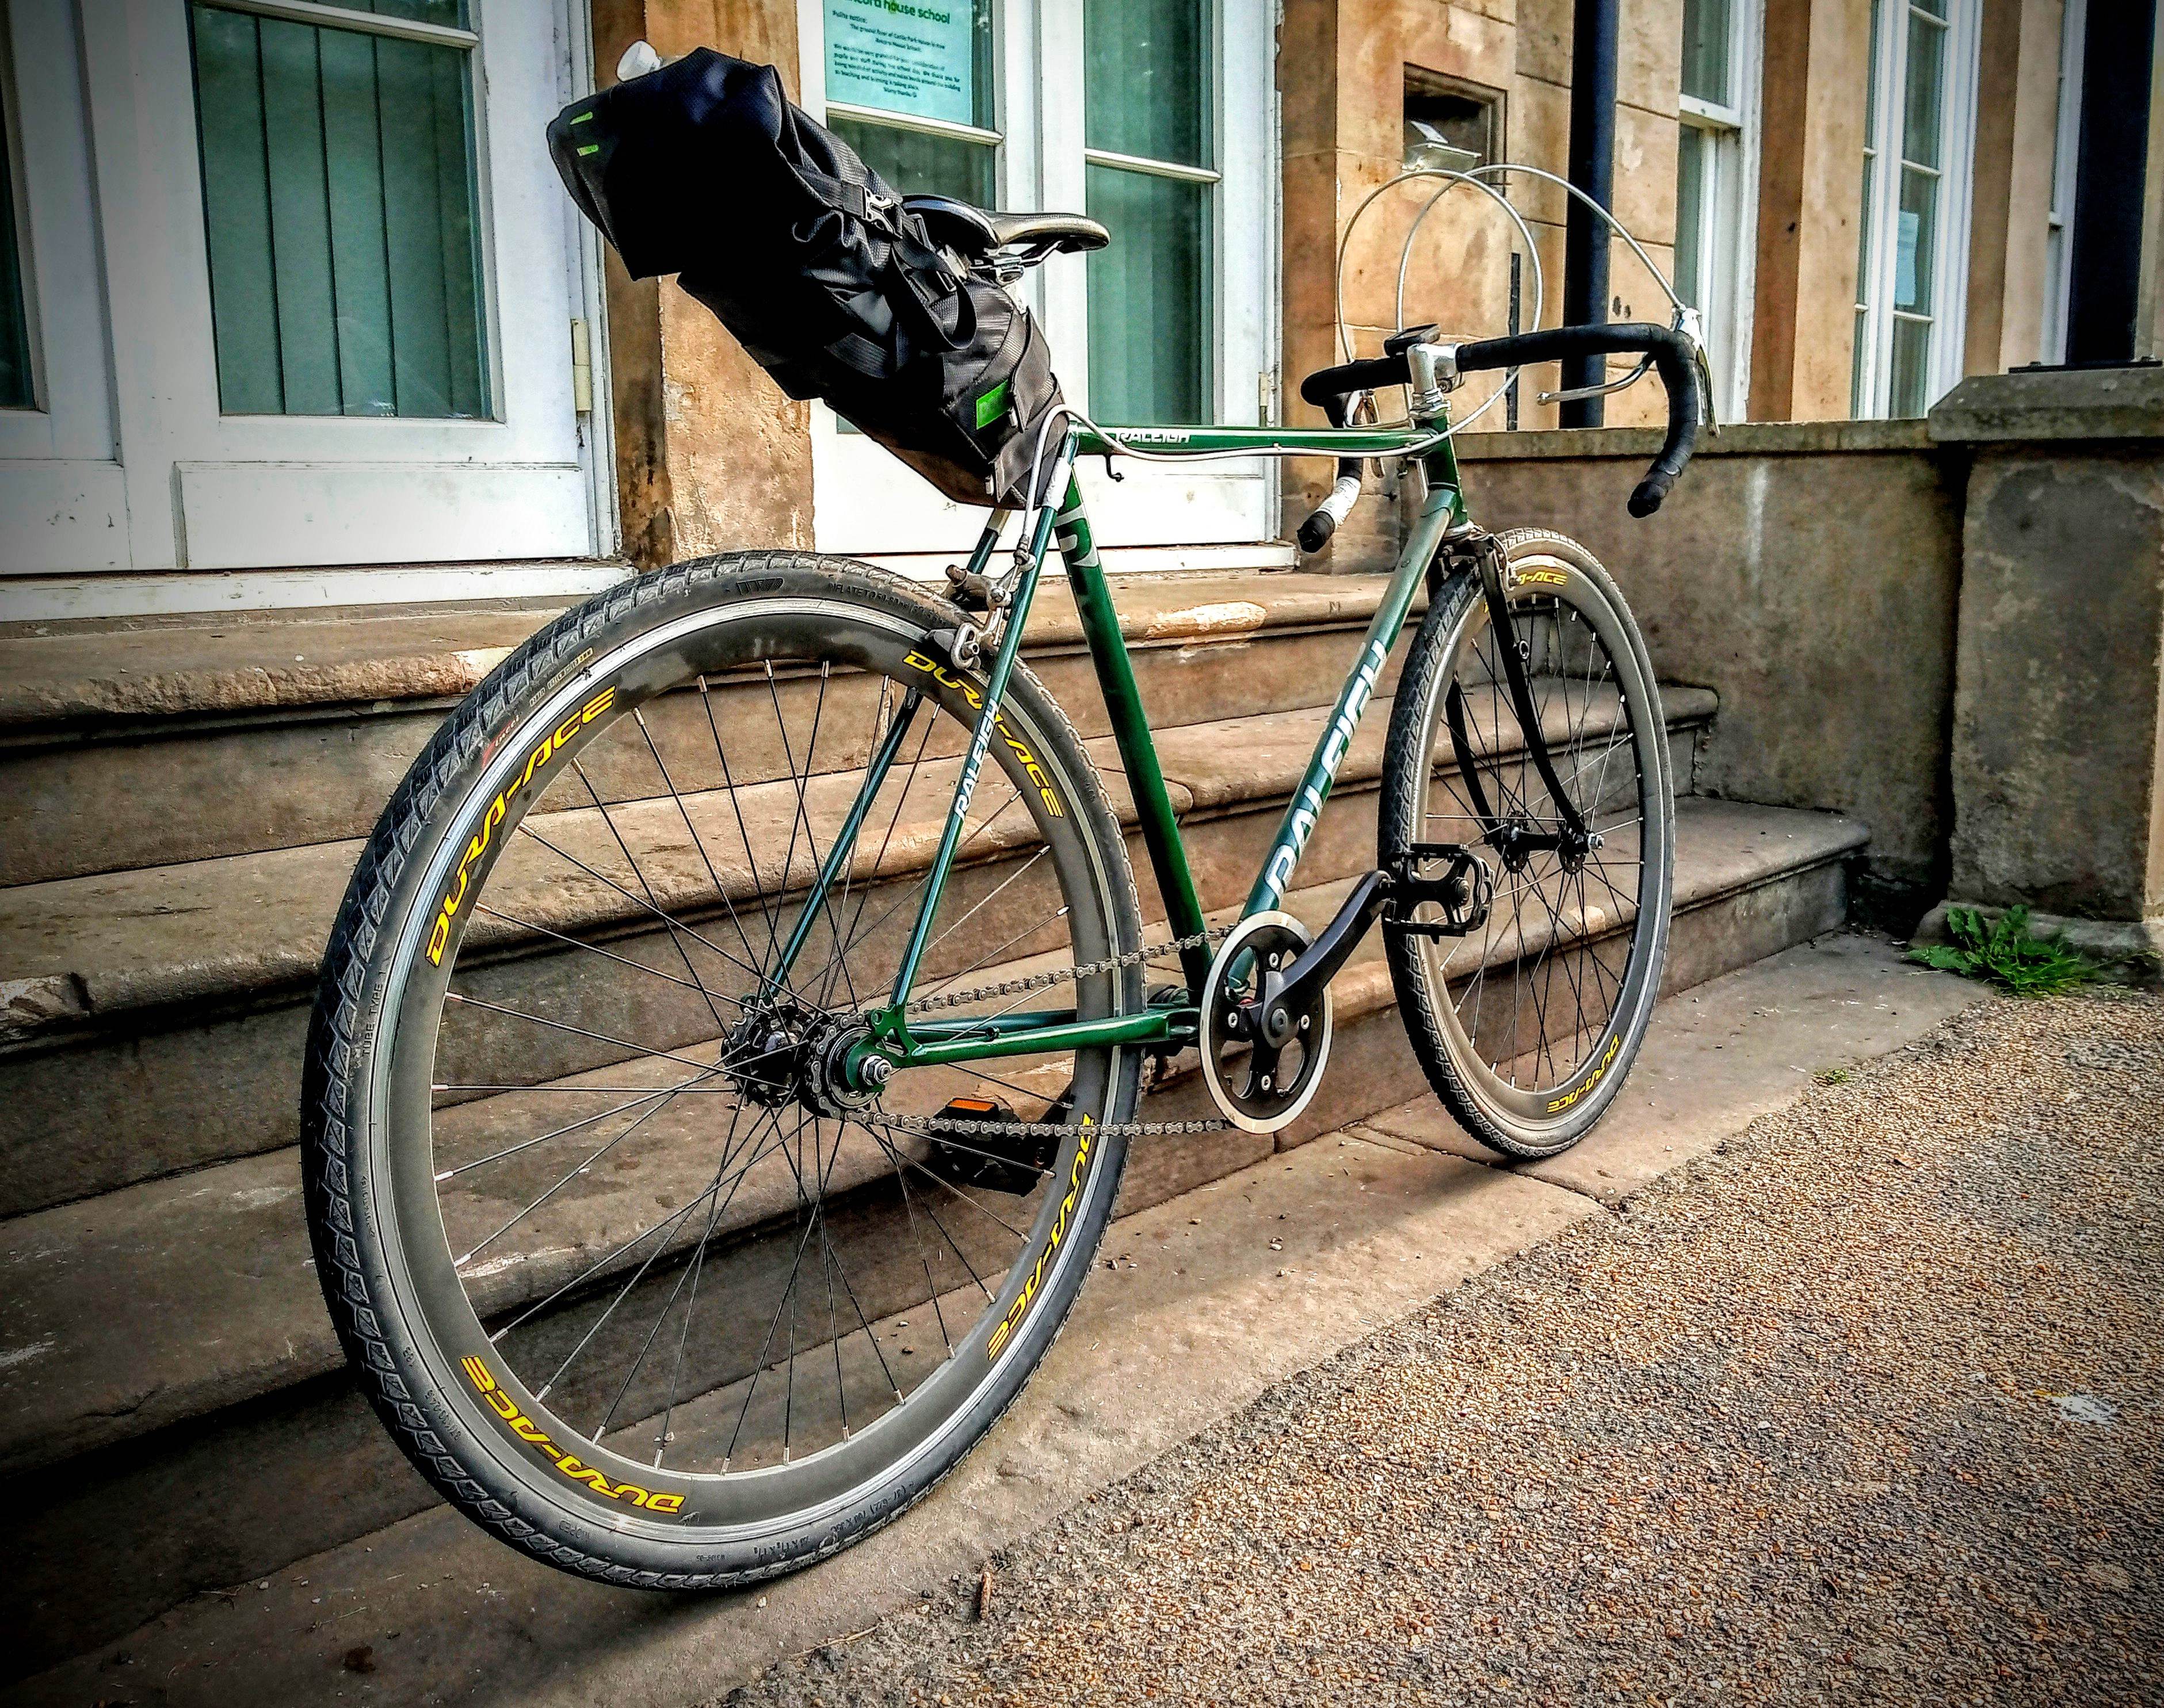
[{"left": 868, "top": 922, "right": 1239, "bottom": 1140}]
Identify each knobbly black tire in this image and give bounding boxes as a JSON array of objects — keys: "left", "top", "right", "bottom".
[
  {"left": 1379, "top": 529, "right": 1674, "bottom": 1159},
  {"left": 301, "top": 553, "right": 1143, "bottom": 1589}
]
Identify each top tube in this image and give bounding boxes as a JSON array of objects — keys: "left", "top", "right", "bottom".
[{"left": 1074, "top": 422, "right": 1440, "bottom": 460}]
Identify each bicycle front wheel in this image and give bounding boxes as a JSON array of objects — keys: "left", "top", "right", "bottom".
[
  {"left": 303, "top": 553, "right": 1144, "bottom": 1587},
  {"left": 1380, "top": 529, "right": 1674, "bottom": 1157}
]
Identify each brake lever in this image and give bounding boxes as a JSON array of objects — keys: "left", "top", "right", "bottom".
[
  {"left": 1672, "top": 305, "right": 1720, "bottom": 436},
  {"left": 1537, "top": 351, "right": 1654, "bottom": 407}
]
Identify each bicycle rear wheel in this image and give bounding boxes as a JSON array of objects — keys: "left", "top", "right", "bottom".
[
  {"left": 303, "top": 554, "right": 1144, "bottom": 1587},
  {"left": 1380, "top": 529, "right": 1674, "bottom": 1157}
]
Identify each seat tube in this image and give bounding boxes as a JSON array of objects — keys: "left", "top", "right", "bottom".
[{"left": 1054, "top": 480, "right": 1214, "bottom": 996}]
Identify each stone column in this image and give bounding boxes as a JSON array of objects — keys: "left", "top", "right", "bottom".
[
  {"left": 590, "top": 0, "right": 816, "bottom": 567},
  {"left": 1926, "top": 365, "right": 2164, "bottom": 961}
]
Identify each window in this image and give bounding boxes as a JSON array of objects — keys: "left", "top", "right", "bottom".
[
  {"left": 1674, "top": 0, "right": 1757, "bottom": 419},
  {"left": 187, "top": 0, "right": 490, "bottom": 419},
  {"left": 822, "top": 0, "right": 998, "bottom": 205},
  {"left": 1852, "top": 0, "right": 1978, "bottom": 417},
  {"left": 2039, "top": 0, "right": 2085, "bottom": 365},
  {"left": 800, "top": 0, "right": 1274, "bottom": 555},
  {"left": 1403, "top": 71, "right": 1499, "bottom": 173},
  {"left": 0, "top": 42, "right": 32, "bottom": 410},
  {"left": 1083, "top": 0, "right": 1213, "bottom": 425}
]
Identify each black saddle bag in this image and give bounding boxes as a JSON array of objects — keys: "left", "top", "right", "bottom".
[{"left": 547, "top": 49, "right": 1063, "bottom": 508}]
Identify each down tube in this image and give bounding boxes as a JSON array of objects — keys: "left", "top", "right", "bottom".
[
  {"left": 1051, "top": 482, "right": 1215, "bottom": 996},
  {"left": 1245, "top": 480, "right": 1461, "bottom": 915}
]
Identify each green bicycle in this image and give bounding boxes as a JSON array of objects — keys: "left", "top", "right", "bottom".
[{"left": 303, "top": 205, "right": 1702, "bottom": 1588}]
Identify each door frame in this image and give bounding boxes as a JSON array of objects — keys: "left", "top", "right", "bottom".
[{"left": 1, "top": 0, "right": 620, "bottom": 614}]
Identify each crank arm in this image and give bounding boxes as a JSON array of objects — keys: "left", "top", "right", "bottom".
[{"left": 1258, "top": 868, "right": 1392, "bottom": 1042}]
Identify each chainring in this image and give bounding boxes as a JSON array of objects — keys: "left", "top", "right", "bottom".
[{"left": 1199, "top": 911, "right": 1334, "bottom": 1135}]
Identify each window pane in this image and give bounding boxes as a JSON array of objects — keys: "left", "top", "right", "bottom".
[
  {"left": 1852, "top": 307, "right": 1871, "bottom": 414},
  {"left": 357, "top": 1, "right": 470, "bottom": 24},
  {"left": 1896, "top": 163, "right": 1936, "bottom": 311},
  {"left": 829, "top": 117, "right": 995, "bottom": 205},
  {"left": 823, "top": 0, "right": 993, "bottom": 131},
  {"left": 1085, "top": 165, "right": 1205, "bottom": 423},
  {"left": 1856, "top": 151, "right": 1876, "bottom": 308},
  {"left": 1085, "top": 0, "right": 1207, "bottom": 166},
  {"left": 1680, "top": 0, "right": 1732, "bottom": 105},
  {"left": 1902, "top": 12, "right": 1945, "bottom": 167},
  {"left": 0, "top": 81, "right": 33, "bottom": 409},
  {"left": 189, "top": 3, "right": 490, "bottom": 418},
  {"left": 1674, "top": 126, "right": 1708, "bottom": 309},
  {"left": 1890, "top": 314, "right": 1931, "bottom": 416}
]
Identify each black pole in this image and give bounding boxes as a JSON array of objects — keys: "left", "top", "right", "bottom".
[
  {"left": 1562, "top": 0, "right": 1620, "bottom": 425},
  {"left": 2066, "top": 0, "right": 2158, "bottom": 364}
]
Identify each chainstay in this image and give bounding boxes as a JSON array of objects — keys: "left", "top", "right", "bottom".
[{"left": 876, "top": 923, "right": 1238, "bottom": 1138}]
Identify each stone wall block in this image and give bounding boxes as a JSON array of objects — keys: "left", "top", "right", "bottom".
[{"left": 1947, "top": 448, "right": 2164, "bottom": 918}]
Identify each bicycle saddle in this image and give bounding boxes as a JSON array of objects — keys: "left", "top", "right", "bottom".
[{"left": 903, "top": 196, "right": 1109, "bottom": 261}]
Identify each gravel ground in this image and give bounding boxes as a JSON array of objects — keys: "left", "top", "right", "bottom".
[{"left": 714, "top": 988, "right": 2163, "bottom": 1707}]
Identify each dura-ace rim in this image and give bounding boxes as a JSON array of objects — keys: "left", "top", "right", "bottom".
[
  {"left": 365, "top": 594, "right": 1131, "bottom": 1537},
  {"left": 1407, "top": 556, "right": 1669, "bottom": 1128}
]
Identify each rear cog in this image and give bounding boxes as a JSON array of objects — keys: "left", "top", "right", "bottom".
[{"left": 1200, "top": 911, "right": 1334, "bottom": 1134}]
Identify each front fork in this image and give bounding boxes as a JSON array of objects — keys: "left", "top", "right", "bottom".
[{"left": 1457, "top": 530, "right": 1591, "bottom": 858}]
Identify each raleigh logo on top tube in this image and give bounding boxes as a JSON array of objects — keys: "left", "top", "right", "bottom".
[{"left": 1261, "top": 636, "right": 1390, "bottom": 908}]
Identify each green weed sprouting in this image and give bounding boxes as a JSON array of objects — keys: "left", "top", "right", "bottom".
[{"left": 1906, "top": 905, "right": 2099, "bottom": 997}]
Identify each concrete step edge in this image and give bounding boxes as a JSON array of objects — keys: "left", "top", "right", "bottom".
[{"left": 0, "top": 571, "right": 1415, "bottom": 737}]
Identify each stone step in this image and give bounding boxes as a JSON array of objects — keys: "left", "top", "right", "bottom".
[
  {"left": 0, "top": 571, "right": 1416, "bottom": 887},
  {"left": 0, "top": 684, "right": 1718, "bottom": 1216},
  {"left": 0, "top": 798, "right": 1864, "bottom": 1677},
  {"left": 0, "top": 805, "right": 1878, "bottom": 1688}
]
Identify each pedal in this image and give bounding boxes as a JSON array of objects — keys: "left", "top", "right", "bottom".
[
  {"left": 925, "top": 1096, "right": 1059, "bottom": 1195},
  {"left": 1384, "top": 844, "right": 1493, "bottom": 938}
]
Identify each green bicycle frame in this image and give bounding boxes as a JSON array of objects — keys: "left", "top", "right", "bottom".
[{"left": 780, "top": 417, "right": 1471, "bottom": 1088}]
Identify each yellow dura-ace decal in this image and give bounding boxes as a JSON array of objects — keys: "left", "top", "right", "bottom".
[
  {"left": 902, "top": 652, "right": 1066, "bottom": 819},
  {"left": 1513, "top": 565, "right": 1571, "bottom": 591},
  {"left": 426, "top": 686, "right": 616, "bottom": 965},
  {"left": 1545, "top": 1032, "right": 1623, "bottom": 1114},
  {"left": 987, "top": 1118, "right": 1093, "bottom": 1361},
  {"left": 460, "top": 1354, "right": 686, "bottom": 1515}
]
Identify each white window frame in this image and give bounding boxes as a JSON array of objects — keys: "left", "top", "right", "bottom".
[
  {"left": 1674, "top": 0, "right": 1762, "bottom": 422},
  {"left": 1852, "top": 0, "right": 1982, "bottom": 418},
  {"left": 1, "top": 0, "right": 613, "bottom": 600},
  {"left": 2039, "top": 0, "right": 2085, "bottom": 365},
  {"left": 799, "top": 0, "right": 1277, "bottom": 560}
]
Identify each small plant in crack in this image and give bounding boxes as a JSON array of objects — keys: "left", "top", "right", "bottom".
[
  {"left": 1814, "top": 1067, "right": 1852, "bottom": 1086},
  {"left": 1907, "top": 905, "right": 2099, "bottom": 997}
]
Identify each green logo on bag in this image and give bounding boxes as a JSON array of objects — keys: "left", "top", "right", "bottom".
[{"left": 974, "top": 380, "right": 1010, "bottom": 431}]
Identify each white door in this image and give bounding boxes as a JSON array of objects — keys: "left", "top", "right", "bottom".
[
  {"left": 798, "top": 0, "right": 1276, "bottom": 559},
  {"left": 1, "top": 0, "right": 609, "bottom": 589}
]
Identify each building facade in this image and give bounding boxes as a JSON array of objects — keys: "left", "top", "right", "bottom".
[{"left": 0, "top": 0, "right": 2148, "bottom": 614}]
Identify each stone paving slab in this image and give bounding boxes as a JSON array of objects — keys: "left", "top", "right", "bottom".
[
  {"left": 1359, "top": 930, "right": 1986, "bottom": 1203},
  {"left": 12, "top": 934, "right": 1980, "bottom": 1708}
]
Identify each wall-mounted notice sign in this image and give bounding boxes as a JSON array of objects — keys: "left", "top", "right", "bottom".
[{"left": 825, "top": 0, "right": 977, "bottom": 127}]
